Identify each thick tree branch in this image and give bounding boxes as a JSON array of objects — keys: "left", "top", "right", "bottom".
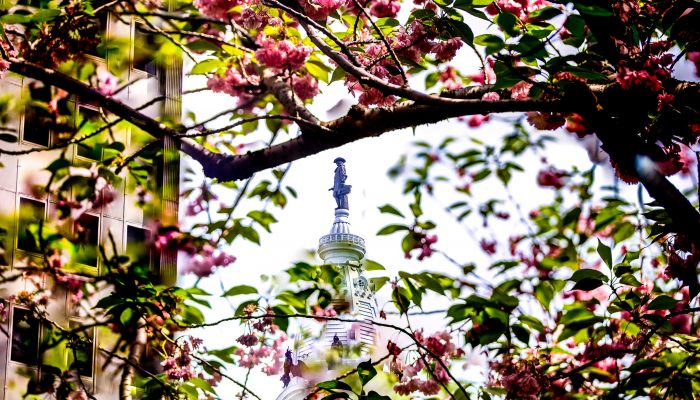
[
  {"left": 119, "top": 326, "right": 148, "bottom": 400},
  {"left": 7, "top": 58, "right": 179, "bottom": 140},
  {"left": 183, "top": 97, "right": 570, "bottom": 181}
]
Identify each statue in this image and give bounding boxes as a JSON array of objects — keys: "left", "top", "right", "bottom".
[{"left": 330, "top": 157, "right": 351, "bottom": 210}]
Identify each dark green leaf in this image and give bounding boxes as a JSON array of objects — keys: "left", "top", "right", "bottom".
[
  {"left": 222, "top": 285, "right": 258, "bottom": 297},
  {"left": 647, "top": 295, "right": 680, "bottom": 311}
]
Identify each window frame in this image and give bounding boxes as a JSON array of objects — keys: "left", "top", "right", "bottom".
[
  {"left": 8, "top": 305, "right": 41, "bottom": 367},
  {"left": 14, "top": 195, "right": 47, "bottom": 261},
  {"left": 69, "top": 211, "right": 101, "bottom": 276},
  {"left": 19, "top": 82, "right": 53, "bottom": 148},
  {"left": 132, "top": 21, "right": 160, "bottom": 78},
  {"left": 124, "top": 223, "right": 153, "bottom": 268}
]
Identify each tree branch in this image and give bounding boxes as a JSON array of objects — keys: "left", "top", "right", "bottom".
[
  {"left": 182, "top": 97, "right": 569, "bottom": 181},
  {"left": 119, "top": 326, "right": 148, "bottom": 400}
]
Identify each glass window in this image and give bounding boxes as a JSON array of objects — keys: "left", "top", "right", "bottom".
[
  {"left": 74, "top": 213, "right": 99, "bottom": 267},
  {"left": 22, "top": 84, "right": 51, "bottom": 147},
  {"left": 86, "top": 9, "right": 109, "bottom": 58},
  {"left": 10, "top": 307, "right": 40, "bottom": 365},
  {"left": 68, "top": 322, "right": 94, "bottom": 377},
  {"left": 126, "top": 226, "right": 150, "bottom": 265},
  {"left": 133, "top": 26, "right": 158, "bottom": 75},
  {"left": 17, "top": 197, "right": 45, "bottom": 253},
  {"left": 75, "top": 107, "right": 102, "bottom": 160}
]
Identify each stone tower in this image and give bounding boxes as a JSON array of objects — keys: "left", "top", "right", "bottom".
[{"left": 276, "top": 159, "right": 378, "bottom": 400}]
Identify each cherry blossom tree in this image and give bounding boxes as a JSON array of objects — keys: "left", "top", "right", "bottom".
[{"left": 1, "top": 0, "right": 700, "bottom": 398}]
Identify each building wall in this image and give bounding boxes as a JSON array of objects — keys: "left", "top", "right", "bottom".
[{"left": 0, "top": 9, "right": 180, "bottom": 399}]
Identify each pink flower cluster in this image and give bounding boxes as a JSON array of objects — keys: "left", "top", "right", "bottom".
[
  {"left": 369, "top": 0, "right": 401, "bottom": 18},
  {"left": 183, "top": 243, "right": 236, "bottom": 277},
  {"left": 403, "top": 230, "right": 437, "bottom": 260},
  {"left": 536, "top": 166, "right": 568, "bottom": 189},
  {"left": 255, "top": 37, "right": 312, "bottom": 71},
  {"left": 292, "top": 74, "right": 319, "bottom": 100},
  {"left": 97, "top": 70, "right": 119, "bottom": 96},
  {"left": 241, "top": 7, "right": 282, "bottom": 29},
  {"left": 194, "top": 0, "right": 248, "bottom": 19},
  {"left": 689, "top": 52, "right": 700, "bottom": 77},
  {"left": 390, "top": 330, "right": 463, "bottom": 396},
  {"left": 299, "top": 0, "right": 346, "bottom": 21},
  {"left": 235, "top": 333, "right": 287, "bottom": 375},
  {"left": 161, "top": 337, "right": 203, "bottom": 381},
  {"left": 439, "top": 67, "right": 462, "bottom": 90},
  {"left": 207, "top": 66, "right": 261, "bottom": 106},
  {"left": 485, "top": 0, "right": 551, "bottom": 21},
  {"left": 312, "top": 304, "right": 338, "bottom": 321},
  {"left": 490, "top": 357, "right": 548, "bottom": 400}
]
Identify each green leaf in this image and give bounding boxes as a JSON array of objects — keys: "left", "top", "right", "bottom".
[
  {"left": 597, "top": 239, "right": 612, "bottom": 267},
  {"left": 191, "top": 59, "right": 222, "bottom": 75},
  {"left": 495, "top": 11, "right": 520, "bottom": 36},
  {"left": 447, "top": 19, "right": 474, "bottom": 44},
  {"left": 528, "top": 6, "right": 562, "bottom": 20},
  {"left": 222, "top": 285, "right": 258, "bottom": 297},
  {"left": 619, "top": 274, "right": 642, "bottom": 288},
  {"left": 378, "top": 204, "right": 404, "bottom": 217},
  {"left": 376, "top": 224, "right": 409, "bottom": 235},
  {"left": 321, "top": 393, "right": 350, "bottom": 400},
  {"left": 364, "top": 260, "right": 385, "bottom": 271},
  {"left": 31, "top": 9, "right": 61, "bottom": 23},
  {"left": 570, "top": 268, "right": 607, "bottom": 283},
  {"left": 647, "top": 295, "right": 680, "bottom": 311},
  {"left": 306, "top": 59, "right": 330, "bottom": 83},
  {"left": 357, "top": 360, "right": 378, "bottom": 386},
  {"left": 0, "top": 14, "right": 32, "bottom": 24},
  {"left": 574, "top": 3, "right": 614, "bottom": 16},
  {"left": 317, "top": 380, "right": 353, "bottom": 391},
  {"left": 572, "top": 278, "right": 604, "bottom": 291},
  {"left": 46, "top": 158, "right": 71, "bottom": 173},
  {"left": 473, "top": 34, "right": 505, "bottom": 53}
]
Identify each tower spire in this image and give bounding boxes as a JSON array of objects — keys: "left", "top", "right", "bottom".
[{"left": 276, "top": 159, "right": 378, "bottom": 400}]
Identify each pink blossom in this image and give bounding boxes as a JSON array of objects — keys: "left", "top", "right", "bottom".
[
  {"left": 183, "top": 243, "right": 236, "bottom": 277},
  {"left": 565, "top": 113, "right": 588, "bottom": 137},
  {"left": 194, "top": 0, "right": 246, "bottom": 19},
  {"left": 433, "top": 37, "right": 462, "bottom": 62},
  {"left": 481, "top": 92, "right": 500, "bottom": 101},
  {"left": 468, "top": 114, "right": 489, "bottom": 127},
  {"left": 369, "top": 0, "right": 401, "bottom": 17},
  {"left": 241, "top": 8, "right": 270, "bottom": 30},
  {"left": 0, "top": 59, "right": 10, "bottom": 79},
  {"left": 237, "top": 333, "right": 259, "bottom": 347},
  {"left": 480, "top": 239, "right": 497, "bottom": 255},
  {"left": 617, "top": 66, "right": 663, "bottom": 92},
  {"left": 97, "top": 70, "right": 119, "bottom": 96},
  {"left": 292, "top": 74, "right": 319, "bottom": 100},
  {"left": 536, "top": 166, "right": 567, "bottom": 189},
  {"left": 255, "top": 38, "right": 312, "bottom": 71},
  {"left": 510, "top": 80, "right": 532, "bottom": 99},
  {"left": 526, "top": 111, "right": 565, "bottom": 130},
  {"left": 207, "top": 66, "right": 261, "bottom": 107},
  {"left": 688, "top": 52, "right": 700, "bottom": 77},
  {"left": 357, "top": 87, "right": 396, "bottom": 107},
  {"left": 299, "top": 0, "right": 345, "bottom": 20}
]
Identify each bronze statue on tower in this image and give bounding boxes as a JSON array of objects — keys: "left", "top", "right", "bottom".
[{"left": 331, "top": 157, "right": 351, "bottom": 210}]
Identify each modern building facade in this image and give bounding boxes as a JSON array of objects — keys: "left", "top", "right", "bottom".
[
  {"left": 277, "top": 160, "right": 379, "bottom": 400},
  {"left": 0, "top": 5, "right": 180, "bottom": 399}
]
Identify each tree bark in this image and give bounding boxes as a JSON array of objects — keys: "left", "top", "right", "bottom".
[{"left": 119, "top": 327, "right": 148, "bottom": 400}]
